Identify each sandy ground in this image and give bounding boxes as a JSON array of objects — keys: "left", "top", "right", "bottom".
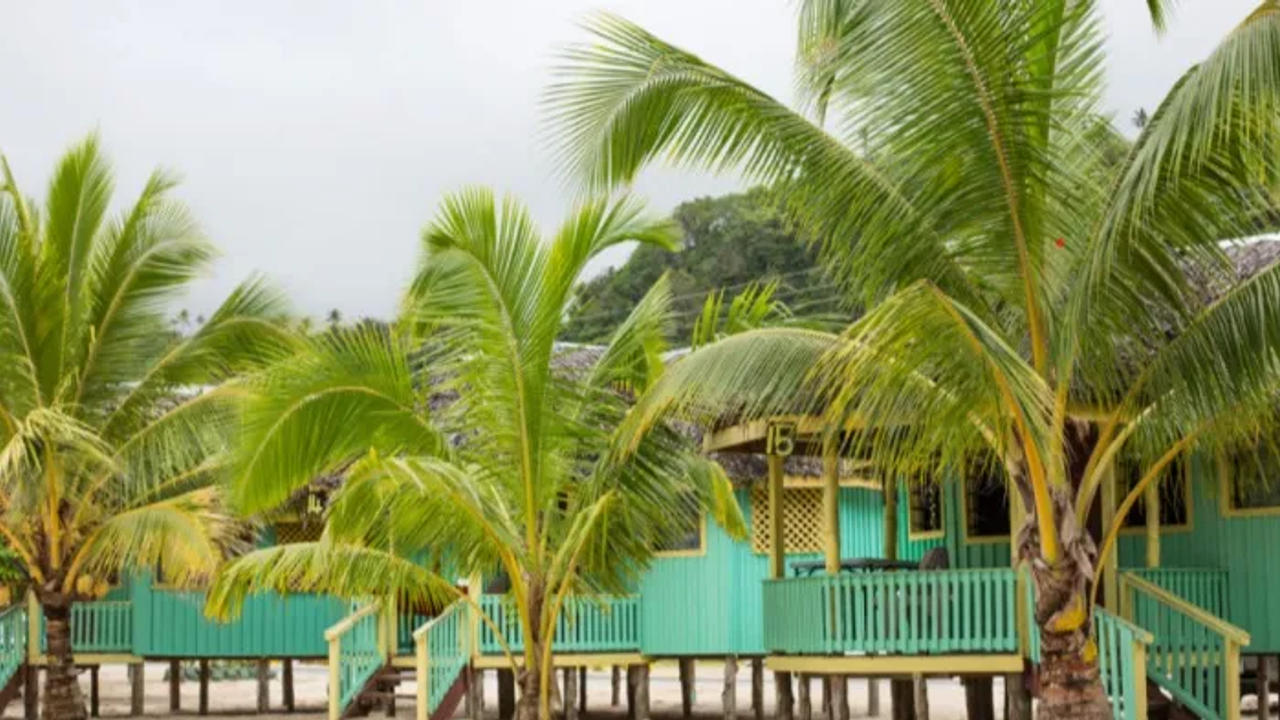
[{"left": 6, "top": 661, "right": 1009, "bottom": 719}]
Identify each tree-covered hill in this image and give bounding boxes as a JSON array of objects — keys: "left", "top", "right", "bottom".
[{"left": 561, "top": 188, "right": 839, "bottom": 342}]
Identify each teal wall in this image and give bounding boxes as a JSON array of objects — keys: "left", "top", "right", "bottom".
[
  {"left": 637, "top": 483, "right": 1009, "bottom": 656},
  {"left": 1116, "top": 456, "right": 1280, "bottom": 653}
]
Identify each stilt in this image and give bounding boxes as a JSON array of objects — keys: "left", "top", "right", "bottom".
[
  {"left": 283, "top": 659, "right": 295, "bottom": 712},
  {"left": 1260, "top": 656, "right": 1274, "bottom": 717},
  {"left": 636, "top": 664, "right": 650, "bottom": 720},
  {"left": 865, "top": 679, "right": 878, "bottom": 718},
  {"left": 199, "top": 659, "right": 211, "bottom": 716},
  {"left": 723, "top": 655, "right": 738, "bottom": 720},
  {"left": 1004, "top": 673, "right": 1030, "bottom": 720},
  {"left": 679, "top": 658, "right": 695, "bottom": 719},
  {"left": 467, "top": 667, "right": 483, "bottom": 720},
  {"left": 962, "top": 677, "right": 993, "bottom": 720},
  {"left": 498, "top": 668, "right": 516, "bottom": 720},
  {"left": 626, "top": 666, "right": 637, "bottom": 720},
  {"left": 820, "top": 677, "right": 830, "bottom": 719},
  {"left": 258, "top": 659, "right": 270, "bottom": 713},
  {"left": 579, "top": 667, "right": 586, "bottom": 713},
  {"left": 130, "top": 661, "right": 145, "bottom": 716},
  {"left": 612, "top": 666, "right": 621, "bottom": 707},
  {"left": 565, "top": 667, "right": 579, "bottom": 720},
  {"left": 169, "top": 660, "right": 181, "bottom": 711},
  {"left": 829, "top": 676, "right": 847, "bottom": 720},
  {"left": 889, "top": 679, "right": 913, "bottom": 720},
  {"left": 911, "top": 675, "right": 929, "bottom": 720},
  {"left": 23, "top": 664, "right": 37, "bottom": 720},
  {"left": 751, "top": 659, "right": 764, "bottom": 720},
  {"left": 797, "top": 674, "right": 811, "bottom": 720},
  {"left": 90, "top": 665, "right": 100, "bottom": 718},
  {"left": 775, "top": 672, "right": 794, "bottom": 720}
]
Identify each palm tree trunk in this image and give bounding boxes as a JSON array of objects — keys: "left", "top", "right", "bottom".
[
  {"left": 1032, "top": 569, "right": 1109, "bottom": 719},
  {"left": 41, "top": 591, "right": 87, "bottom": 720}
]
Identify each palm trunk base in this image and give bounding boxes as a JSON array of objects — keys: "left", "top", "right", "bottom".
[{"left": 41, "top": 598, "right": 87, "bottom": 720}]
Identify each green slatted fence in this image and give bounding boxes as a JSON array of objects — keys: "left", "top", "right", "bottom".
[
  {"left": 325, "top": 603, "right": 386, "bottom": 720},
  {"left": 1095, "top": 608, "right": 1153, "bottom": 720},
  {"left": 414, "top": 601, "right": 471, "bottom": 720},
  {"left": 477, "top": 594, "right": 639, "bottom": 654},
  {"left": 0, "top": 606, "right": 25, "bottom": 689}
]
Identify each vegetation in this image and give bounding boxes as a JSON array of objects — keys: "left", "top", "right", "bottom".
[
  {"left": 0, "top": 136, "right": 295, "bottom": 719},
  {"left": 550, "top": 1, "right": 1280, "bottom": 717},
  {"left": 207, "top": 188, "right": 744, "bottom": 720},
  {"left": 561, "top": 188, "right": 836, "bottom": 342}
]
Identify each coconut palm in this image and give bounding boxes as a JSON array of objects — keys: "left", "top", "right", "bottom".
[
  {"left": 549, "top": 2, "right": 1280, "bottom": 716},
  {"left": 0, "top": 135, "right": 295, "bottom": 719},
  {"left": 207, "top": 187, "right": 744, "bottom": 720}
]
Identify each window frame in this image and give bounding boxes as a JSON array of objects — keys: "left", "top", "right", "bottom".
[
  {"left": 1220, "top": 448, "right": 1280, "bottom": 518},
  {"left": 961, "top": 468, "right": 1012, "bottom": 545},
  {"left": 654, "top": 513, "right": 708, "bottom": 558},
  {"left": 1117, "top": 454, "right": 1193, "bottom": 535},
  {"left": 906, "top": 479, "right": 945, "bottom": 542}
]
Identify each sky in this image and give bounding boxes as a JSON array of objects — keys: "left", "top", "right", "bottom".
[{"left": 0, "top": 0, "right": 1262, "bottom": 320}]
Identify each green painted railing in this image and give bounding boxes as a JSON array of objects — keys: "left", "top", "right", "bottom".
[
  {"left": 762, "top": 568, "right": 1018, "bottom": 655},
  {"left": 414, "top": 601, "right": 471, "bottom": 720},
  {"left": 477, "top": 594, "right": 640, "bottom": 654},
  {"left": 38, "top": 600, "right": 132, "bottom": 654},
  {"left": 1095, "top": 608, "right": 1153, "bottom": 720},
  {"left": 398, "top": 607, "right": 429, "bottom": 656},
  {"left": 1021, "top": 566, "right": 1040, "bottom": 664},
  {"left": 1126, "top": 567, "right": 1227, "bottom": 617},
  {"left": 1120, "top": 572, "right": 1249, "bottom": 720},
  {"left": 0, "top": 606, "right": 25, "bottom": 689},
  {"left": 325, "top": 603, "right": 387, "bottom": 720}
]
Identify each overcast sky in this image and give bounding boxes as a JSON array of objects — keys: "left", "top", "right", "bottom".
[{"left": 0, "top": 1, "right": 1261, "bottom": 319}]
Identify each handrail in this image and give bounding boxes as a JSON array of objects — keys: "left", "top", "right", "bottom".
[
  {"left": 414, "top": 601, "right": 470, "bottom": 720},
  {"left": 326, "top": 601, "right": 387, "bottom": 720},
  {"left": 1125, "top": 567, "right": 1228, "bottom": 618},
  {"left": 0, "top": 605, "right": 26, "bottom": 690},
  {"left": 324, "top": 602, "right": 382, "bottom": 642},
  {"left": 1097, "top": 608, "right": 1154, "bottom": 646},
  {"left": 477, "top": 593, "right": 640, "bottom": 654},
  {"left": 1120, "top": 573, "right": 1249, "bottom": 645},
  {"left": 1095, "top": 608, "right": 1152, "bottom": 720}
]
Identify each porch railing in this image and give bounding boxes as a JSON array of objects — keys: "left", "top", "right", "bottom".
[
  {"left": 1095, "top": 608, "right": 1153, "bottom": 720},
  {"left": 762, "top": 568, "right": 1018, "bottom": 655},
  {"left": 414, "top": 601, "right": 471, "bottom": 720},
  {"left": 1125, "top": 567, "right": 1228, "bottom": 617},
  {"left": 477, "top": 594, "right": 640, "bottom": 654},
  {"left": 38, "top": 600, "right": 132, "bottom": 654},
  {"left": 1119, "top": 572, "right": 1249, "bottom": 720},
  {"left": 325, "top": 602, "right": 388, "bottom": 720},
  {"left": 0, "top": 605, "right": 25, "bottom": 689}
]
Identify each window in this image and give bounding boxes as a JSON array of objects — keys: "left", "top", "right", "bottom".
[
  {"left": 1118, "top": 455, "right": 1189, "bottom": 528},
  {"left": 908, "top": 479, "right": 944, "bottom": 538},
  {"left": 1227, "top": 445, "right": 1280, "bottom": 512},
  {"left": 656, "top": 503, "right": 705, "bottom": 556},
  {"left": 965, "top": 457, "right": 1010, "bottom": 539}
]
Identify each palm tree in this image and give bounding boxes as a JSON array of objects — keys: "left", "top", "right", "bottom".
[
  {"left": 207, "top": 188, "right": 744, "bottom": 720},
  {"left": 0, "top": 136, "right": 296, "bottom": 718},
  {"left": 549, "top": 2, "right": 1280, "bottom": 716},
  {"left": 326, "top": 308, "right": 342, "bottom": 328}
]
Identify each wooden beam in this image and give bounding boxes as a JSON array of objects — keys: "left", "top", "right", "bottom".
[
  {"left": 822, "top": 434, "right": 841, "bottom": 575},
  {"left": 883, "top": 475, "right": 898, "bottom": 562},
  {"left": 169, "top": 660, "right": 181, "bottom": 712},
  {"left": 776, "top": 671, "right": 795, "bottom": 720},
  {"left": 199, "top": 659, "right": 210, "bottom": 716},
  {"left": 1100, "top": 461, "right": 1119, "bottom": 609},
  {"left": 90, "top": 665, "right": 100, "bottom": 718},
  {"left": 497, "top": 668, "right": 515, "bottom": 720},
  {"left": 23, "top": 665, "right": 36, "bottom": 720},
  {"left": 768, "top": 453, "right": 786, "bottom": 579},
  {"left": 129, "top": 662, "right": 145, "bottom": 716},
  {"left": 723, "top": 656, "right": 738, "bottom": 720},
  {"left": 283, "top": 659, "right": 295, "bottom": 713},
  {"left": 678, "top": 658, "right": 694, "bottom": 719},
  {"left": 798, "top": 674, "right": 812, "bottom": 720},
  {"left": 564, "top": 668, "right": 579, "bottom": 720},
  {"left": 473, "top": 652, "right": 645, "bottom": 669},
  {"left": 257, "top": 659, "right": 270, "bottom": 713},
  {"left": 765, "top": 655, "right": 1025, "bottom": 676},
  {"left": 611, "top": 666, "right": 620, "bottom": 707},
  {"left": 578, "top": 667, "right": 586, "bottom": 714},
  {"left": 829, "top": 675, "right": 847, "bottom": 720},
  {"left": 751, "top": 658, "right": 764, "bottom": 720},
  {"left": 1144, "top": 481, "right": 1160, "bottom": 568}
]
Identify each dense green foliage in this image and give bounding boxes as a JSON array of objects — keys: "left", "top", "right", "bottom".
[{"left": 561, "top": 189, "right": 837, "bottom": 342}]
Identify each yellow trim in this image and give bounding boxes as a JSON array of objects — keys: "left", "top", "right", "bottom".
[
  {"left": 782, "top": 474, "right": 881, "bottom": 491},
  {"left": 30, "top": 653, "right": 144, "bottom": 665},
  {"left": 959, "top": 474, "right": 1011, "bottom": 545},
  {"left": 1219, "top": 450, "right": 1280, "bottom": 518},
  {"left": 765, "top": 654, "right": 1023, "bottom": 676},
  {"left": 906, "top": 482, "right": 944, "bottom": 542},
  {"left": 703, "top": 414, "right": 868, "bottom": 453},
  {"left": 1119, "top": 572, "right": 1251, "bottom": 645},
  {"left": 654, "top": 515, "right": 707, "bottom": 558},
  {"left": 472, "top": 652, "right": 645, "bottom": 669},
  {"left": 1116, "top": 456, "right": 1193, "bottom": 534}
]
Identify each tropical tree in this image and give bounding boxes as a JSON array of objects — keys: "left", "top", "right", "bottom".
[
  {"left": 207, "top": 187, "right": 744, "bottom": 720},
  {"left": 549, "top": 1, "right": 1280, "bottom": 716},
  {"left": 0, "top": 135, "right": 296, "bottom": 719}
]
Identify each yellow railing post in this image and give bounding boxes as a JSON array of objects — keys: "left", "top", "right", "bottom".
[
  {"left": 415, "top": 630, "right": 429, "bottom": 720},
  {"left": 327, "top": 636, "right": 341, "bottom": 720},
  {"left": 1225, "top": 640, "right": 1241, "bottom": 720},
  {"left": 25, "top": 590, "right": 38, "bottom": 663},
  {"left": 1132, "top": 639, "right": 1148, "bottom": 720}
]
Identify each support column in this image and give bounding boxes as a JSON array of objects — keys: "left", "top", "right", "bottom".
[
  {"left": 1260, "top": 655, "right": 1274, "bottom": 718},
  {"left": 1145, "top": 480, "right": 1160, "bottom": 568},
  {"left": 962, "top": 677, "right": 993, "bottom": 720},
  {"left": 1100, "top": 461, "right": 1119, "bottom": 609},
  {"left": 912, "top": 675, "right": 929, "bottom": 720},
  {"left": 564, "top": 668, "right": 579, "bottom": 720},
  {"left": 130, "top": 661, "right": 145, "bottom": 716},
  {"left": 883, "top": 475, "right": 913, "bottom": 720},
  {"left": 169, "top": 660, "right": 181, "bottom": 712},
  {"left": 1005, "top": 674, "right": 1031, "bottom": 720},
  {"left": 768, "top": 453, "right": 786, "bottom": 580},
  {"left": 1007, "top": 470, "right": 1033, "bottom": 719},
  {"left": 257, "top": 659, "right": 270, "bottom": 713},
  {"left": 497, "top": 668, "right": 516, "bottom": 720},
  {"left": 866, "top": 680, "right": 878, "bottom": 718},
  {"left": 775, "top": 672, "right": 794, "bottom": 720},
  {"left": 628, "top": 664, "right": 650, "bottom": 720},
  {"left": 90, "top": 665, "right": 100, "bottom": 718},
  {"left": 723, "top": 656, "right": 738, "bottom": 720},
  {"left": 678, "top": 658, "right": 695, "bottom": 719},
  {"left": 797, "top": 675, "right": 811, "bottom": 720},
  {"left": 829, "top": 676, "right": 847, "bottom": 720},
  {"left": 611, "top": 666, "right": 621, "bottom": 707},
  {"left": 199, "top": 659, "right": 210, "bottom": 716},
  {"left": 23, "top": 665, "right": 37, "bottom": 720},
  {"left": 283, "top": 659, "right": 295, "bottom": 713},
  {"left": 578, "top": 667, "right": 586, "bottom": 714},
  {"left": 751, "top": 659, "right": 764, "bottom": 720},
  {"left": 822, "top": 433, "right": 841, "bottom": 574}
]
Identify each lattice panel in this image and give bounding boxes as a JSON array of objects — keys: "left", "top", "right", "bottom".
[
  {"left": 750, "top": 485, "right": 824, "bottom": 554},
  {"left": 274, "top": 521, "right": 323, "bottom": 544}
]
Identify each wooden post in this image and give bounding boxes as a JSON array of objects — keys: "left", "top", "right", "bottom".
[
  {"left": 829, "top": 676, "right": 847, "bottom": 720},
  {"left": 961, "top": 677, "right": 993, "bottom": 720},
  {"left": 911, "top": 675, "right": 928, "bottom": 720},
  {"left": 866, "top": 680, "right": 879, "bottom": 718},
  {"left": 1227, "top": 642, "right": 1243, "bottom": 720},
  {"left": 498, "top": 668, "right": 516, "bottom": 720},
  {"left": 564, "top": 668, "right": 579, "bottom": 720},
  {"left": 820, "top": 677, "right": 830, "bottom": 719},
  {"left": 199, "top": 659, "right": 211, "bottom": 716},
  {"left": 23, "top": 664, "right": 37, "bottom": 720},
  {"left": 578, "top": 667, "right": 586, "bottom": 714},
  {"left": 822, "top": 434, "right": 841, "bottom": 574},
  {"left": 611, "top": 666, "right": 621, "bottom": 707},
  {"left": 283, "top": 659, "right": 295, "bottom": 713},
  {"left": 1100, "top": 461, "right": 1119, "bottom": 609},
  {"left": 797, "top": 674, "right": 811, "bottom": 720},
  {"left": 768, "top": 453, "right": 786, "bottom": 579},
  {"left": 90, "top": 665, "right": 100, "bottom": 718},
  {"left": 130, "top": 662, "right": 145, "bottom": 716},
  {"left": 679, "top": 658, "right": 695, "bottom": 719},
  {"left": 258, "top": 659, "right": 270, "bottom": 713},
  {"left": 1258, "top": 655, "right": 1274, "bottom": 718},
  {"left": 327, "top": 635, "right": 340, "bottom": 720},
  {"left": 1144, "top": 480, "right": 1160, "bottom": 568},
  {"left": 723, "top": 655, "right": 738, "bottom": 720},
  {"left": 751, "top": 659, "right": 764, "bottom": 720},
  {"left": 1005, "top": 674, "right": 1031, "bottom": 720},
  {"left": 169, "top": 660, "right": 181, "bottom": 712},
  {"left": 626, "top": 666, "right": 637, "bottom": 720},
  {"left": 629, "top": 664, "right": 650, "bottom": 720},
  {"left": 415, "top": 635, "right": 428, "bottom": 720},
  {"left": 776, "top": 672, "right": 794, "bottom": 720}
]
